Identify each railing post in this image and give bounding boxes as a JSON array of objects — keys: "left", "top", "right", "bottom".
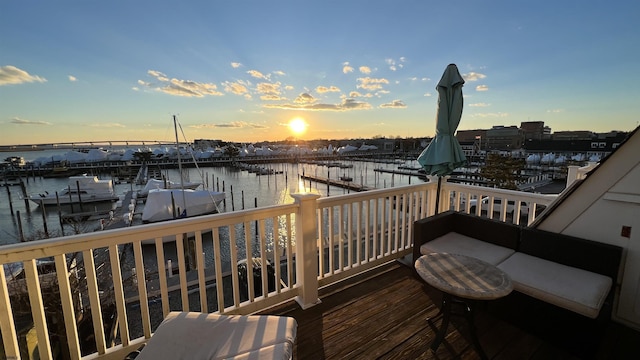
[
  {"left": 291, "top": 192, "right": 322, "bottom": 309},
  {"left": 567, "top": 165, "right": 579, "bottom": 188}
]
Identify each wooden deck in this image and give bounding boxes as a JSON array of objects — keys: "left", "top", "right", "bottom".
[{"left": 266, "top": 261, "right": 640, "bottom": 360}]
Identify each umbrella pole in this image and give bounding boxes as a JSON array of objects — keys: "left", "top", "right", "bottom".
[{"left": 434, "top": 176, "right": 442, "bottom": 215}]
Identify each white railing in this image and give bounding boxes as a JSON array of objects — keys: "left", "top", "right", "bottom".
[
  {"left": 0, "top": 180, "right": 556, "bottom": 360},
  {"left": 566, "top": 162, "right": 599, "bottom": 188}
]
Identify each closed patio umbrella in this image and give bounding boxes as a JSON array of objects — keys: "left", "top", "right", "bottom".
[{"left": 417, "top": 63, "right": 468, "bottom": 214}]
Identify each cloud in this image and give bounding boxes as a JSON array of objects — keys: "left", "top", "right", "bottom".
[
  {"left": 88, "top": 123, "right": 126, "bottom": 128},
  {"left": 190, "top": 121, "right": 268, "bottom": 129},
  {"left": 294, "top": 93, "right": 317, "bottom": 104},
  {"left": 141, "top": 70, "right": 223, "bottom": 97},
  {"left": 463, "top": 72, "right": 487, "bottom": 81},
  {"left": 385, "top": 57, "right": 405, "bottom": 71},
  {"left": 264, "top": 97, "right": 372, "bottom": 111},
  {"left": 342, "top": 62, "right": 354, "bottom": 74},
  {"left": 471, "top": 112, "right": 509, "bottom": 118},
  {"left": 231, "top": 62, "right": 242, "bottom": 68},
  {"left": 357, "top": 77, "right": 389, "bottom": 91},
  {"left": 469, "top": 102, "right": 490, "bottom": 107},
  {"left": 272, "top": 70, "right": 286, "bottom": 76},
  {"left": 247, "top": 69, "right": 268, "bottom": 80},
  {"left": 222, "top": 80, "right": 249, "bottom": 96},
  {"left": 9, "top": 117, "right": 51, "bottom": 125},
  {"left": 424, "top": 92, "right": 432, "bottom": 97},
  {"left": 359, "top": 66, "right": 371, "bottom": 74},
  {"left": 547, "top": 109, "right": 564, "bottom": 113},
  {"left": 475, "top": 85, "right": 489, "bottom": 92},
  {"left": 0, "top": 65, "right": 47, "bottom": 85},
  {"left": 68, "top": 75, "right": 77, "bottom": 82},
  {"left": 316, "top": 85, "right": 341, "bottom": 94},
  {"left": 255, "top": 82, "right": 286, "bottom": 101},
  {"left": 379, "top": 100, "right": 407, "bottom": 109}
]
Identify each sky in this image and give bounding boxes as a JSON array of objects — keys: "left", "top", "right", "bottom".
[{"left": 1, "top": 1, "right": 639, "bottom": 146}]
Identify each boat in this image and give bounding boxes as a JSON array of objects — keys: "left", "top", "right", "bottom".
[
  {"left": 138, "top": 178, "right": 201, "bottom": 197},
  {"left": 141, "top": 187, "right": 225, "bottom": 223},
  {"left": 29, "top": 174, "right": 119, "bottom": 206},
  {"left": 140, "top": 115, "right": 225, "bottom": 223}
]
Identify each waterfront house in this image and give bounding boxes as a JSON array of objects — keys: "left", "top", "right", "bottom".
[{"left": 0, "top": 127, "right": 639, "bottom": 359}]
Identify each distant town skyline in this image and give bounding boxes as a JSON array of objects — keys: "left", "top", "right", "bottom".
[{"left": 1, "top": 1, "right": 639, "bottom": 146}]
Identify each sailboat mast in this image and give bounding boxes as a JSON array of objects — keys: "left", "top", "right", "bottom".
[{"left": 173, "top": 115, "right": 188, "bottom": 216}]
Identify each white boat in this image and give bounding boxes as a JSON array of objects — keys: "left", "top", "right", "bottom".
[
  {"left": 138, "top": 178, "right": 201, "bottom": 197},
  {"left": 140, "top": 115, "right": 226, "bottom": 224},
  {"left": 29, "top": 175, "right": 119, "bottom": 206},
  {"left": 141, "top": 188, "right": 225, "bottom": 223}
]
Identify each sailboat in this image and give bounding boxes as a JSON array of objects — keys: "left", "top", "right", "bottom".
[{"left": 141, "top": 115, "right": 225, "bottom": 223}]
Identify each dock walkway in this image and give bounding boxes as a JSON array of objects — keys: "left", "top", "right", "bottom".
[
  {"left": 104, "top": 190, "right": 138, "bottom": 229},
  {"left": 300, "top": 174, "right": 374, "bottom": 192}
]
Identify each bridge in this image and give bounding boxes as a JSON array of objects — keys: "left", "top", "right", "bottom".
[{"left": 0, "top": 140, "right": 177, "bottom": 152}]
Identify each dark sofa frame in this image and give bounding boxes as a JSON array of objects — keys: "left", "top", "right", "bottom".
[{"left": 412, "top": 211, "right": 623, "bottom": 320}]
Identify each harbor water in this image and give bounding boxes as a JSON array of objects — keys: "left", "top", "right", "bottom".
[{"left": 0, "top": 149, "right": 424, "bottom": 246}]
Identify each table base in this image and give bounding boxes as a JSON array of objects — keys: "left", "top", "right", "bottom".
[{"left": 429, "top": 293, "right": 488, "bottom": 360}]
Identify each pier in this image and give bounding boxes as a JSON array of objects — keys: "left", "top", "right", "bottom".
[{"left": 300, "top": 174, "right": 374, "bottom": 192}]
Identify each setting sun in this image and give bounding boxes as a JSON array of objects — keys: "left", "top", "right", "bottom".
[{"left": 288, "top": 117, "right": 308, "bottom": 136}]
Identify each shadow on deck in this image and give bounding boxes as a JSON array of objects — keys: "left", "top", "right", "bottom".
[{"left": 265, "top": 261, "right": 640, "bottom": 359}]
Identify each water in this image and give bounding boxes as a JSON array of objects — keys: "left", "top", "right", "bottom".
[{"left": 1, "top": 150, "right": 423, "bottom": 245}]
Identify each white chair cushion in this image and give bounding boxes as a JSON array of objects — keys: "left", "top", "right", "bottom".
[
  {"left": 498, "top": 252, "right": 612, "bottom": 319},
  {"left": 137, "top": 311, "right": 297, "bottom": 360},
  {"left": 420, "top": 232, "right": 515, "bottom": 265}
]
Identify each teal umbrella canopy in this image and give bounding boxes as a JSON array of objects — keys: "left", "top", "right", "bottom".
[{"left": 418, "top": 64, "right": 468, "bottom": 176}]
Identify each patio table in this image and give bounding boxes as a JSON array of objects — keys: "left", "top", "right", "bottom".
[{"left": 415, "top": 252, "right": 513, "bottom": 360}]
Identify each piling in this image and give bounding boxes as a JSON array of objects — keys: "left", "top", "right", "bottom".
[
  {"left": 230, "top": 185, "right": 235, "bottom": 211},
  {"left": 6, "top": 186, "right": 14, "bottom": 215},
  {"left": 41, "top": 204, "right": 49, "bottom": 238},
  {"left": 76, "top": 180, "right": 84, "bottom": 212},
  {"left": 16, "top": 211, "right": 24, "bottom": 242},
  {"left": 19, "top": 180, "right": 30, "bottom": 211}
]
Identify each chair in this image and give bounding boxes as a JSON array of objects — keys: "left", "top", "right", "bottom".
[{"left": 134, "top": 311, "right": 297, "bottom": 359}]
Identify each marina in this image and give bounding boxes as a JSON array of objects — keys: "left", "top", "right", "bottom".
[{"left": 0, "top": 150, "right": 427, "bottom": 244}]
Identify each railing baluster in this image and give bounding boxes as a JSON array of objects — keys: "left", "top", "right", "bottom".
[
  {"left": 244, "top": 221, "right": 254, "bottom": 302},
  {"left": 0, "top": 265, "right": 20, "bottom": 360},
  {"left": 194, "top": 230, "right": 207, "bottom": 313},
  {"left": 364, "top": 200, "right": 370, "bottom": 262},
  {"left": 212, "top": 227, "right": 225, "bottom": 313},
  {"left": 373, "top": 199, "right": 379, "bottom": 260},
  {"left": 272, "top": 216, "right": 282, "bottom": 293},
  {"left": 317, "top": 208, "right": 324, "bottom": 277},
  {"left": 108, "top": 244, "right": 130, "bottom": 347},
  {"left": 356, "top": 201, "right": 362, "bottom": 266},
  {"left": 347, "top": 202, "right": 353, "bottom": 269},
  {"left": 154, "top": 237, "right": 169, "bottom": 318},
  {"left": 286, "top": 214, "right": 294, "bottom": 288},
  {"left": 83, "top": 249, "right": 107, "bottom": 354},
  {"left": 259, "top": 219, "right": 268, "bottom": 298},
  {"left": 175, "top": 234, "right": 189, "bottom": 312},
  {"left": 338, "top": 205, "right": 344, "bottom": 272},
  {"left": 229, "top": 225, "right": 240, "bottom": 309},
  {"left": 132, "top": 241, "right": 151, "bottom": 339},
  {"left": 24, "top": 259, "right": 52, "bottom": 360},
  {"left": 54, "top": 253, "right": 81, "bottom": 360},
  {"left": 328, "top": 206, "right": 335, "bottom": 275}
]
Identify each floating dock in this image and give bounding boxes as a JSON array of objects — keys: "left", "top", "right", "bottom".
[{"left": 300, "top": 174, "right": 374, "bottom": 192}]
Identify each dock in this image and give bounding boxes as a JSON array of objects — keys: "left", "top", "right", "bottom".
[
  {"left": 104, "top": 190, "right": 139, "bottom": 229},
  {"left": 300, "top": 174, "right": 374, "bottom": 192}
]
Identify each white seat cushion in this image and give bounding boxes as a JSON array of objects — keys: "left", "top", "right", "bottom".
[
  {"left": 498, "top": 252, "right": 612, "bottom": 319},
  {"left": 137, "top": 311, "right": 297, "bottom": 360},
  {"left": 420, "top": 232, "right": 515, "bottom": 265}
]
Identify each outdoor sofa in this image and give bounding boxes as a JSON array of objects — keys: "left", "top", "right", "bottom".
[{"left": 412, "top": 211, "right": 623, "bottom": 321}]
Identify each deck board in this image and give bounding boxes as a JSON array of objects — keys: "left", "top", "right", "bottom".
[{"left": 265, "top": 261, "right": 640, "bottom": 359}]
